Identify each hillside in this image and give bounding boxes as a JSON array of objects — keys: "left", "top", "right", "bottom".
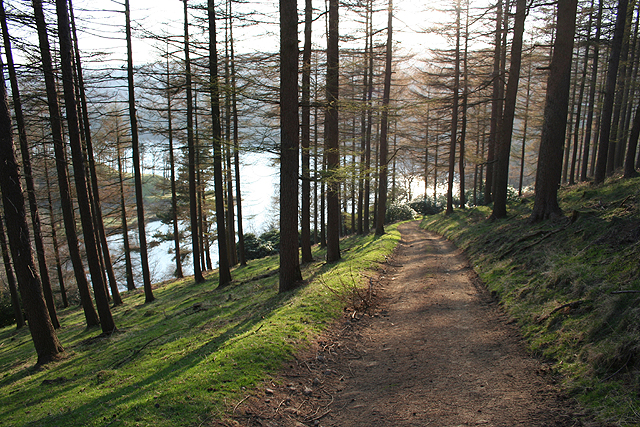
[{"left": 421, "top": 175, "right": 640, "bottom": 425}]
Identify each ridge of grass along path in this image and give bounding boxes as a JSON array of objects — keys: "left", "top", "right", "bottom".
[
  {"left": 421, "top": 176, "right": 640, "bottom": 426},
  {"left": 0, "top": 224, "right": 401, "bottom": 427}
]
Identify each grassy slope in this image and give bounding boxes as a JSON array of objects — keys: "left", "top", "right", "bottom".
[
  {"left": 421, "top": 176, "right": 640, "bottom": 426},
  {"left": 0, "top": 225, "right": 400, "bottom": 427}
]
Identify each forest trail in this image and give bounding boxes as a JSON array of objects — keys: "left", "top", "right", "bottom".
[{"left": 233, "top": 221, "right": 601, "bottom": 427}]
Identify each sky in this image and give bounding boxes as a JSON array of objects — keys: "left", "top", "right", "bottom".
[{"left": 72, "top": 0, "right": 451, "bottom": 66}]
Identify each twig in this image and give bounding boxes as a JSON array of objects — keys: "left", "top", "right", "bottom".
[
  {"left": 232, "top": 395, "right": 251, "bottom": 414},
  {"left": 308, "top": 408, "right": 332, "bottom": 421},
  {"left": 549, "top": 300, "right": 584, "bottom": 315},
  {"left": 610, "top": 290, "right": 640, "bottom": 294},
  {"left": 618, "top": 195, "right": 633, "bottom": 209}
]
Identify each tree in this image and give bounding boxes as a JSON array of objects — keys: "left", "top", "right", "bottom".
[
  {"left": 594, "top": 0, "right": 628, "bottom": 184},
  {"left": 326, "top": 0, "right": 341, "bottom": 262},
  {"left": 1, "top": 1, "right": 59, "bottom": 327},
  {"left": 446, "top": 0, "right": 461, "bottom": 215},
  {"left": 56, "top": 0, "right": 116, "bottom": 333},
  {"left": 125, "top": 0, "right": 154, "bottom": 301},
  {"left": 0, "top": 212, "right": 23, "bottom": 329},
  {"left": 208, "top": 0, "right": 232, "bottom": 287},
  {"left": 279, "top": 0, "right": 303, "bottom": 291},
  {"left": 0, "top": 46, "right": 64, "bottom": 364},
  {"left": 300, "top": 0, "right": 314, "bottom": 263},
  {"left": 32, "top": 0, "right": 100, "bottom": 328},
  {"left": 375, "top": 0, "right": 393, "bottom": 235},
  {"left": 68, "top": 0, "right": 122, "bottom": 306},
  {"left": 182, "top": 0, "right": 204, "bottom": 284},
  {"left": 491, "top": 0, "right": 526, "bottom": 219},
  {"left": 530, "top": 0, "right": 578, "bottom": 222}
]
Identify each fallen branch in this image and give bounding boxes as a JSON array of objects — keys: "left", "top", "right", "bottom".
[
  {"left": 233, "top": 395, "right": 251, "bottom": 414},
  {"left": 610, "top": 290, "right": 640, "bottom": 294}
]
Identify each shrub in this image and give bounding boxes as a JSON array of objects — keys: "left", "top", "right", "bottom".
[
  {"left": 385, "top": 202, "right": 418, "bottom": 223},
  {"left": 243, "top": 233, "right": 278, "bottom": 260},
  {"left": 409, "top": 197, "right": 443, "bottom": 215}
]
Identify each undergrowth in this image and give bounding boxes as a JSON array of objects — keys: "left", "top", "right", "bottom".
[
  {"left": 0, "top": 225, "right": 400, "bottom": 427},
  {"left": 421, "top": 176, "right": 640, "bottom": 426}
]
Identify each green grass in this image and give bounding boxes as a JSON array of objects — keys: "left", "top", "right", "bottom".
[
  {"left": 421, "top": 176, "right": 640, "bottom": 426},
  {"left": 0, "top": 225, "right": 400, "bottom": 427}
]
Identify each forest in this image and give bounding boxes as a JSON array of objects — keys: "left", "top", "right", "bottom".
[{"left": 0, "top": 0, "right": 639, "bottom": 421}]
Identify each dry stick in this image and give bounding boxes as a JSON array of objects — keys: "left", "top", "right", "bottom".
[
  {"left": 611, "top": 290, "right": 640, "bottom": 294},
  {"left": 232, "top": 395, "right": 251, "bottom": 414},
  {"left": 618, "top": 194, "right": 633, "bottom": 208}
]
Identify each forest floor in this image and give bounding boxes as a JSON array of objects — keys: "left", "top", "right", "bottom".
[{"left": 228, "top": 221, "right": 605, "bottom": 427}]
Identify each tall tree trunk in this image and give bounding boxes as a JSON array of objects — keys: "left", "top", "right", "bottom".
[
  {"left": 208, "top": 0, "right": 232, "bottom": 287},
  {"left": 325, "top": 0, "right": 341, "bottom": 261},
  {"left": 32, "top": 0, "right": 100, "bottom": 328},
  {"left": 183, "top": 0, "right": 203, "bottom": 283},
  {"left": 56, "top": 0, "right": 116, "bottom": 333},
  {"left": 459, "top": 0, "right": 470, "bottom": 209},
  {"left": 607, "top": 2, "right": 634, "bottom": 174},
  {"left": 43, "top": 155, "right": 68, "bottom": 307},
  {"left": 125, "top": 0, "right": 154, "bottom": 300},
  {"left": 519, "top": 62, "right": 532, "bottom": 197},
  {"left": 375, "top": 0, "right": 393, "bottom": 235},
  {"left": 446, "top": 0, "right": 461, "bottom": 215},
  {"left": 0, "top": 49, "right": 64, "bottom": 364},
  {"left": 491, "top": 0, "right": 525, "bottom": 219},
  {"left": 117, "top": 132, "right": 136, "bottom": 292},
  {"left": 364, "top": 0, "right": 374, "bottom": 234},
  {"left": 485, "top": 0, "right": 503, "bottom": 205},
  {"left": 570, "top": 10, "right": 593, "bottom": 185},
  {"left": 0, "top": 212, "right": 24, "bottom": 328},
  {"left": 279, "top": 0, "right": 303, "bottom": 290},
  {"left": 228, "top": 7, "right": 246, "bottom": 266},
  {"left": 223, "top": 14, "right": 238, "bottom": 267},
  {"left": 624, "top": 101, "right": 640, "bottom": 177},
  {"left": 300, "top": 0, "right": 314, "bottom": 262},
  {"left": 166, "top": 50, "right": 184, "bottom": 278},
  {"left": 531, "top": 0, "right": 578, "bottom": 222},
  {"left": 581, "top": 0, "right": 603, "bottom": 181},
  {"left": 68, "top": 0, "right": 121, "bottom": 306},
  {"left": 594, "top": 0, "right": 629, "bottom": 184},
  {"left": 1, "top": 3, "right": 59, "bottom": 327}
]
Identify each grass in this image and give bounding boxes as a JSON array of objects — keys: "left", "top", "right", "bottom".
[
  {"left": 0, "top": 224, "right": 400, "bottom": 427},
  {"left": 421, "top": 175, "right": 640, "bottom": 426}
]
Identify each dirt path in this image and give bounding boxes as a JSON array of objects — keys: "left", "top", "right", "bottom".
[{"left": 234, "top": 221, "right": 600, "bottom": 427}]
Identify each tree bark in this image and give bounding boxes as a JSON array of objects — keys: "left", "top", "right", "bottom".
[
  {"left": 279, "top": 0, "right": 303, "bottom": 290},
  {"left": 300, "top": 0, "right": 314, "bottom": 262},
  {"left": 125, "top": 0, "right": 154, "bottom": 300},
  {"left": 485, "top": 0, "right": 503, "bottom": 205},
  {"left": 183, "top": 0, "right": 203, "bottom": 284},
  {"left": 0, "top": 49, "right": 64, "bottom": 364},
  {"left": 68, "top": 0, "right": 122, "bottom": 306},
  {"left": 56, "top": 0, "right": 116, "bottom": 333},
  {"left": 32, "top": 0, "right": 100, "bottom": 328},
  {"left": 446, "top": 1, "right": 461, "bottom": 215},
  {"left": 375, "top": 0, "right": 393, "bottom": 235},
  {"left": 531, "top": 0, "right": 578, "bottom": 222},
  {"left": 326, "top": 0, "right": 341, "bottom": 262},
  {"left": 492, "top": 0, "right": 525, "bottom": 219},
  {"left": 208, "top": 0, "right": 232, "bottom": 287},
  {"left": 0, "top": 212, "right": 24, "bottom": 328},
  {"left": 166, "top": 51, "right": 183, "bottom": 278},
  {"left": 581, "top": 0, "right": 603, "bottom": 181},
  {"left": 1, "top": 3, "right": 59, "bottom": 327},
  {"left": 594, "top": 0, "right": 628, "bottom": 184}
]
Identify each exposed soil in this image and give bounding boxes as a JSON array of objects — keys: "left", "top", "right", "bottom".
[{"left": 225, "top": 221, "right": 603, "bottom": 427}]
